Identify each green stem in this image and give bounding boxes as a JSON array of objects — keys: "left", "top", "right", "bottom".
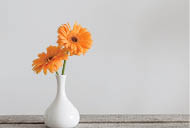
[
  {"left": 56, "top": 71, "right": 59, "bottom": 76},
  {"left": 62, "top": 60, "right": 67, "bottom": 75}
]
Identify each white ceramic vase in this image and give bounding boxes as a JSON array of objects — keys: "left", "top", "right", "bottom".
[{"left": 44, "top": 75, "right": 80, "bottom": 128}]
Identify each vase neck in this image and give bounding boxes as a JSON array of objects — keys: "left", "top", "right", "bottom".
[{"left": 56, "top": 75, "right": 67, "bottom": 98}]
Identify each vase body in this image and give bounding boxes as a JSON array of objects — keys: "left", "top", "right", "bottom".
[{"left": 44, "top": 75, "right": 80, "bottom": 128}]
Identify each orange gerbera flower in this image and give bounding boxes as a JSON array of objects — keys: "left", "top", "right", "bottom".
[
  {"left": 32, "top": 46, "right": 68, "bottom": 75},
  {"left": 57, "top": 23, "right": 92, "bottom": 56}
]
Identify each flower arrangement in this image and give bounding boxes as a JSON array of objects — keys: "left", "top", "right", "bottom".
[{"left": 32, "top": 22, "right": 92, "bottom": 75}]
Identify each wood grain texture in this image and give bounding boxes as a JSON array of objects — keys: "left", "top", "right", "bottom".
[
  {"left": 0, "top": 115, "right": 189, "bottom": 128},
  {"left": 0, "top": 115, "right": 189, "bottom": 124},
  {"left": 0, "top": 123, "right": 189, "bottom": 128}
]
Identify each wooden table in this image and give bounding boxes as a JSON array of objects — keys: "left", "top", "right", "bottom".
[{"left": 0, "top": 115, "right": 189, "bottom": 128}]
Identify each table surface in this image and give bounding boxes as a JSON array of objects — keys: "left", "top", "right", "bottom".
[{"left": 0, "top": 115, "right": 189, "bottom": 128}]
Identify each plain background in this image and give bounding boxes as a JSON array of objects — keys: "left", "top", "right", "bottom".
[{"left": 0, "top": 0, "right": 189, "bottom": 115}]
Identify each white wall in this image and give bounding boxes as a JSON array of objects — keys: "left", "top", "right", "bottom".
[{"left": 0, "top": 0, "right": 188, "bottom": 115}]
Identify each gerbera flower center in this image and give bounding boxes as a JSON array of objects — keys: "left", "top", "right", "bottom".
[
  {"left": 47, "top": 56, "right": 54, "bottom": 62},
  {"left": 71, "top": 36, "right": 78, "bottom": 42}
]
